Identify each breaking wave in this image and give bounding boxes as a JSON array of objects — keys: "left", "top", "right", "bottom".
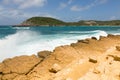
[{"left": 0, "top": 29, "right": 108, "bottom": 61}]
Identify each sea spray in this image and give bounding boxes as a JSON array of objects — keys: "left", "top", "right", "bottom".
[{"left": 0, "top": 26, "right": 120, "bottom": 61}]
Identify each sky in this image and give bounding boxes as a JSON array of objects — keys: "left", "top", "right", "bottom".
[{"left": 0, "top": 0, "right": 120, "bottom": 25}]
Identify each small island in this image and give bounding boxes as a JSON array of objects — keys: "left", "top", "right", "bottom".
[{"left": 13, "top": 17, "right": 120, "bottom": 27}]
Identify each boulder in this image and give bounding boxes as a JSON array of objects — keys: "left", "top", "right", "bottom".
[
  {"left": 49, "top": 63, "right": 62, "bottom": 73},
  {"left": 78, "top": 39, "right": 89, "bottom": 44},
  {"left": 91, "top": 37, "right": 97, "bottom": 40},
  {"left": 2, "top": 55, "right": 40, "bottom": 74},
  {"left": 37, "top": 50, "right": 51, "bottom": 58}
]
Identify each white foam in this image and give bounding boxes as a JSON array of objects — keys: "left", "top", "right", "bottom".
[
  {"left": 12, "top": 27, "right": 30, "bottom": 30},
  {"left": 0, "top": 30, "right": 108, "bottom": 61}
]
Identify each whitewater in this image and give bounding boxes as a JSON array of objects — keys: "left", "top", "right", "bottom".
[{"left": 0, "top": 26, "right": 120, "bottom": 61}]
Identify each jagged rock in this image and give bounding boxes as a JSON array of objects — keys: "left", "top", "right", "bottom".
[
  {"left": 116, "top": 46, "right": 120, "bottom": 51},
  {"left": 2, "top": 73, "right": 18, "bottom": 80},
  {"left": 91, "top": 37, "right": 97, "bottom": 40},
  {"left": 13, "top": 75, "right": 28, "bottom": 80},
  {"left": 0, "top": 35, "right": 120, "bottom": 80},
  {"left": 78, "top": 39, "right": 89, "bottom": 44},
  {"left": 2, "top": 55, "right": 40, "bottom": 74},
  {"left": 107, "top": 34, "right": 114, "bottom": 37},
  {"left": 37, "top": 50, "right": 51, "bottom": 58},
  {"left": 49, "top": 63, "right": 62, "bottom": 73}
]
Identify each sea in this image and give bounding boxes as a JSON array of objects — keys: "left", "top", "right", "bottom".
[{"left": 0, "top": 26, "right": 120, "bottom": 61}]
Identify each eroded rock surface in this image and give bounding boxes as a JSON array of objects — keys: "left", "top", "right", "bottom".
[
  {"left": 0, "top": 35, "right": 120, "bottom": 80},
  {"left": 0, "top": 55, "right": 41, "bottom": 80}
]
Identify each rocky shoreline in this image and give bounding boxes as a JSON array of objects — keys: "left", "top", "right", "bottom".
[{"left": 0, "top": 34, "right": 120, "bottom": 80}]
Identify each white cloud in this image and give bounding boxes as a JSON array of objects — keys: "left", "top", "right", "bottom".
[
  {"left": 59, "top": 3, "right": 67, "bottom": 9},
  {"left": 71, "top": 5, "right": 90, "bottom": 11},
  {"left": 3, "top": 0, "right": 47, "bottom": 9},
  {"left": 0, "top": 7, "right": 58, "bottom": 25},
  {"left": 71, "top": 0, "right": 108, "bottom": 11},
  {"left": 110, "top": 16, "right": 116, "bottom": 20},
  {"left": 59, "top": 0, "right": 73, "bottom": 9},
  {"left": 40, "top": 13, "right": 59, "bottom": 19}
]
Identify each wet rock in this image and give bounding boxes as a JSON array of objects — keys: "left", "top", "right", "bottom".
[
  {"left": 78, "top": 39, "right": 89, "bottom": 44},
  {"left": 38, "top": 50, "right": 51, "bottom": 58},
  {"left": 107, "top": 34, "right": 114, "bottom": 37},
  {"left": 91, "top": 37, "right": 97, "bottom": 40}
]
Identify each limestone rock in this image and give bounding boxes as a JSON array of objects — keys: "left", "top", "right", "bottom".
[
  {"left": 91, "top": 37, "right": 97, "bottom": 40},
  {"left": 13, "top": 75, "right": 28, "bottom": 80},
  {"left": 2, "top": 73, "right": 18, "bottom": 80},
  {"left": 2, "top": 55, "right": 40, "bottom": 74},
  {"left": 0, "top": 35, "right": 120, "bottom": 80},
  {"left": 0, "top": 63, "right": 4, "bottom": 73},
  {"left": 78, "top": 39, "right": 89, "bottom": 44},
  {"left": 49, "top": 63, "right": 62, "bottom": 73},
  {"left": 116, "top": 46, "right": 120, "bottom": 51},
  {"left": 38, "top": 50, "right": 51, "bottom": 58},
  {"left": 0, "top": 75, "right": 2, "bottom": 80}
]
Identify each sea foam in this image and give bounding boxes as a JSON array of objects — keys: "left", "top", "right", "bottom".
[{"left": 0, "top": 30, "right": 108, "bottom": 61}]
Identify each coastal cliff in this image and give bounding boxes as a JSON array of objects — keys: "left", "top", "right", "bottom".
[
  {"left": 0, "top": 35, "right": 120, "bottom": 80},
  {"left": 17, "top": 17, "right": 120, "bottom": 26}
]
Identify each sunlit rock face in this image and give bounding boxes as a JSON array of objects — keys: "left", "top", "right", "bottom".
[{"left": 0, "top": 35, "right": 120, "bottom": 80}]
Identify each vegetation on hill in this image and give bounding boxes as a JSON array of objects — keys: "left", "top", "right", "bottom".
[
  {"left": 22, "top": 17, "right": 65, "bottom": 26},
  {"left": 21, "top": 17, "right": 120, "bottom": 26}
]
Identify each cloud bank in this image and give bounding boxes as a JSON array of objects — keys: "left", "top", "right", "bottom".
[
  {"left": 71, "top": 0, "right": 108, "bottom": 11},
  {"left": 3, "top": 0, "right": 47, "bottom": 9}
]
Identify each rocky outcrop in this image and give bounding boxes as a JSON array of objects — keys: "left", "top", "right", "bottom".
[
  {"left": 0, "top": 35, "right": 120, "bottom": 80},
  {"left": 37, "top": 50, "right": 51, "bottom": 59},
  {"left": 49, "top": 63, "right": 62, "bottom": 73},
  {"left": 0, "top": 55, "right": 42, "bottom": 80}
]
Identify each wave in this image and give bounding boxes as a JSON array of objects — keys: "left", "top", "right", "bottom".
[
  {"left": 0, "top": 30, "right": 108, "bottom": 61},
  {"left": 12, "top": 27, "right": 30, "bottom": 30},
  {"left": 66, "top": 30, "right": 108, "bottom": 39}
]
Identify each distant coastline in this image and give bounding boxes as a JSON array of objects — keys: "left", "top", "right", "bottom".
[{"left": 13, "top": 17, "right": 120, "bottom": 27}]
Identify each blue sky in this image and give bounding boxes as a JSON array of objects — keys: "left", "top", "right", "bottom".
[{"left": 0, "top": 0, "right": 120, "bottom": 25}]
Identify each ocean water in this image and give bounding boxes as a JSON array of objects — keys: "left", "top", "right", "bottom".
[{"left": 0, "top": 26, "right": 120, "bottom": 61}]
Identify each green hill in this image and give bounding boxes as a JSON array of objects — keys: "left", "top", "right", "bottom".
[
  {"left": 20, "top": 17, "right": 120, "bottom": 26},
  {"left": 21, "top": 17, "right": 65, "bottom": 26}
]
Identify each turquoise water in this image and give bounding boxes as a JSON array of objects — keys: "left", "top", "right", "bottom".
[{"left": 0, "top": 26, "right": 120, "bottom": 61}]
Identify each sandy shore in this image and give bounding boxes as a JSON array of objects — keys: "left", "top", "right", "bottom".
[{"left": 0, "top": 34, "right": 120, "bottom": 80}]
